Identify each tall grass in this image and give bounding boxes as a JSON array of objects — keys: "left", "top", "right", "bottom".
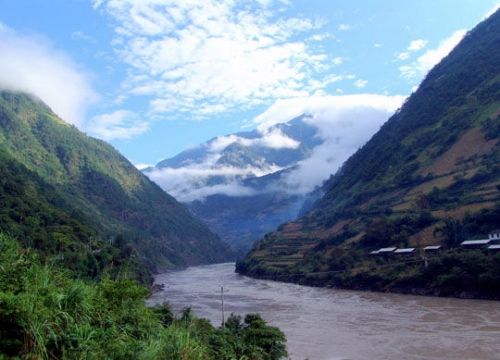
[{"left": 0, "top": 233, "right": 287, "bottom": 359}]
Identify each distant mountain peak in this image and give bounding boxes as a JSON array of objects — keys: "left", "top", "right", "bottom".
[{"left": 145, "top": 97, "right": 402, "bottom": 253}]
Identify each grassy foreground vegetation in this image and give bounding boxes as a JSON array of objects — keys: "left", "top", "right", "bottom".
[{"left": 0, "top": 233, "right": 287, "bottom": 360}]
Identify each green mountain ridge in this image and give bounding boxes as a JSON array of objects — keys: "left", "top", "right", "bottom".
[
  {"left": 0, "top": 90, "right": 232, "bottom": 280},
  {"left": 237, "top": 10, "right": 500, "bottom": 298}
]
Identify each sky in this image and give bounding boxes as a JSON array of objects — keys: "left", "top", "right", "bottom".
[{"left": 0, "top": 0, "right": 498, "bottom": 168}]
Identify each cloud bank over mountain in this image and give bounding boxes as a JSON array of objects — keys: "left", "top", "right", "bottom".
[
  {"left": 278, "top": 95, "right": 405, "bottom": 193},
  {"left": 0, "top": 22, "right": 96, "bottom": 127},
  {"left": 145, "top": 94, "right": 405, "bottom": 201}
]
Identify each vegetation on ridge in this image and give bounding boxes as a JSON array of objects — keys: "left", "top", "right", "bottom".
[
  {"left": 0, "top": 90, "right": 233, "bottom": 280},
  {"left": 237, "top": 10, "right": 500, "bottom": 299}
]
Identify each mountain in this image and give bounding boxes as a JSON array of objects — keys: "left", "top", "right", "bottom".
[
  {"left": 237, "top": 10, "right": 500, "bottom": 298},
  {"left": 0, "top": 90, "right": 232, "bottom": 280},
  {"left": 145, "top": 100, "right": 401, "bottom": 255},
  {"left": 187, "top": 170, "right": 311, "bottom": 255},
  {"left": 145, "top": 115, "right": 324, "bottom": 254},
  {"left": 157, "top": 115, "right": 322, "bottom": 172}
]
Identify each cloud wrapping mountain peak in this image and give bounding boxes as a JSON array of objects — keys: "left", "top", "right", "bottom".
[{"left": 145, "top": 94, "right": 404, "bottom": 201}]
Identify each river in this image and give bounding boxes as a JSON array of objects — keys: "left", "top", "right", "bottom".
[{"left": 147, "top": 263, "right": 500, "bottom": 360}]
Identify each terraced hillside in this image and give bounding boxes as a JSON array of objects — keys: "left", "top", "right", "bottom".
[{"left": 237, "top": 10, "right": 500, "bottom": 298}]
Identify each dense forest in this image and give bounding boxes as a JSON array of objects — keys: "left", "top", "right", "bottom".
[{"left": 0, "top": 91, "right": 233, "bottom": 282}]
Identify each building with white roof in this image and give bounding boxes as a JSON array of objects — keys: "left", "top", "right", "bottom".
[
  {"left": 488, "top": 230, "right": 500, "bottom": 241},
  {"left": 394, "top": 248, "right": 416, "bottom": 255},
  {"left": 460, "top": 239, "right": 491, "bottom": 247}
]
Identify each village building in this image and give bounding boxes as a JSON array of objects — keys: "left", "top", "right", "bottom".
[
  {"left": 461, "top": 231, "right": 500, "bottom": 248},
  {"left": 376, "top": 247, "right": 397, "bottom": 255},
  {"left": 460, "top": 239, "right": 491, "bottom": 248},
  {"left": 488, "top": 230, "right": 500, "bottom": 242},
  {"left": 487, "top": 244, "right": 500, "bottom": 251},
  {"left": 424, "top": 245, "right": 441, "bottom": 252},
  {"left": 394, "top": 248, "right": 416, "bottom": 255}
]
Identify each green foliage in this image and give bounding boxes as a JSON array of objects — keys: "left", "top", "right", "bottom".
[
  {"left": 0, "top": 90, "right": 232, "bottom": 279},
  {"left": 205, "top": 314, "right": 287, "bottom": 360},
  {"left": 482, "top": 116, "right": 500, "bottom": 140},
  {"left": 341, "top": 250, "right": 500, "bottom": 298},
  {"left": 435, "top": 205, "right": 500, "bottom": 247},
  {"left": 0, "top": 233, "right": 287, "bottom": 359},
  {"left": 359, "top": 213, "right": 436, "bottom": 248}
]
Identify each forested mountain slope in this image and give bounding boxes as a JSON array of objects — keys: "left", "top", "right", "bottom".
[
  {"left": 237, "top": 10, "right": 500, "bottom": 298},
  {"left": 0, "top": 90, "right": 232, "bottom": 280}
]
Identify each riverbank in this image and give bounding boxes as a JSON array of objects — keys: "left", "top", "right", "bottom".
[
  {"left": 236, "top": 250, "right": 500, "bottom": 301},
  {"left": 149, "top": 262, "right": 500, "bottom": 360}
]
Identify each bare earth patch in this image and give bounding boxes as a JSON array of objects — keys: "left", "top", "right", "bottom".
[{"left": 420, "top": 128, "right": 497, "bottom": 177}]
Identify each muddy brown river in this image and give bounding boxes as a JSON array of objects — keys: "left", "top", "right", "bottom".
[{"left": 147, "top": 263, "right": 500, "bottom": 360}]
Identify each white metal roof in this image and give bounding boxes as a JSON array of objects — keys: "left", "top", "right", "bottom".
[
  {"left": 461, "top": 239, "right": 490, "bottom": 246},
  {"left": 424, "top": 245, "right": 441, "bottom": 250},
  {"left": 488, "top": 244, "right": 500, "bottom": 250},
  {"left": 377, "top": 247, "right": 397, "bottom": 253},
  {"left": 394, "top": 248, "right": 415, "bottom": 253}
]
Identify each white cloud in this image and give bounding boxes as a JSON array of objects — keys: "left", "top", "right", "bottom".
[
  {"left": 182, "top": 183, "right": 257, "bottom": 201},
  {"left": 208, "top": 128, "right": 299, "bottom": 152},
  {"left": 146, "top": 94, "right": 406, "bottom": 200},
  {"left": 407, "top": 39, "right": 427, "bottom": 51},
  {"left": 95, "top": 0, "right": 333, "bottom": 118},
  {"left": 254, "top": 94, "right": 403, "bottom": 130},
  {"left": 482, "top": 3, "right": 500, "bottom": 20},
  {"left": 332, "top": 56, "right": 343, "bottom": 66},
  {"left": 353, "top": 79, "right": 368, "bottom": 88},
  {"left": 396, "top": 39, "right": 427, "bottom": 61},
  {"left": 338, "top": 23, "right": 351, "bottom": 31},
  {"left": 146, "top": 163, "right": 279, "bottom": 202},
  {"left": 134, "top": 163, "right": 152, "bottom": 170},
  {"left": 400, "top": 30, "right": 466, "bottom": 79},
  {"left": 209, "top": 135, "right": 242, "bottom": 153},
  {"left": 0, "top": 23, "right": 97, "bottom": 127},
  {"left": 89, "top": 110, "right": 149, "bottom": 140},
  {"left": 310, "top": 33, "right": 334, "bottom": 42},
  {"left": 257, "top": 128, "right": 300, "bottom": 149},
  {"left": 258, "top": 94, "right": 405, "bottom": 193},
  {"left": 397, "top": 52, "right": 410, "bottom": 60}
]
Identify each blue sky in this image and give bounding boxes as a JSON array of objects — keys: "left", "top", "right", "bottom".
[{"left": 0, "top": 0, "right": 498, "bottom": 167}]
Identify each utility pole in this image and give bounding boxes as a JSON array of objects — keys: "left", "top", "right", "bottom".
[{"left": 220, "top": 285, "right": 225, "bottom": 330}]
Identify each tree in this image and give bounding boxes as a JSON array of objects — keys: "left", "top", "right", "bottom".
[
  {"left": 242, "top": 314, "right": 287, "bottom": 360},
  {"left": 434, "top": 218, "right": 464, "bottom": 247}
]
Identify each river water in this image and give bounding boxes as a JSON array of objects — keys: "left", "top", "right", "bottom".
[{"left": 147, "top": 263, "right": 500, "bottom": 360}]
